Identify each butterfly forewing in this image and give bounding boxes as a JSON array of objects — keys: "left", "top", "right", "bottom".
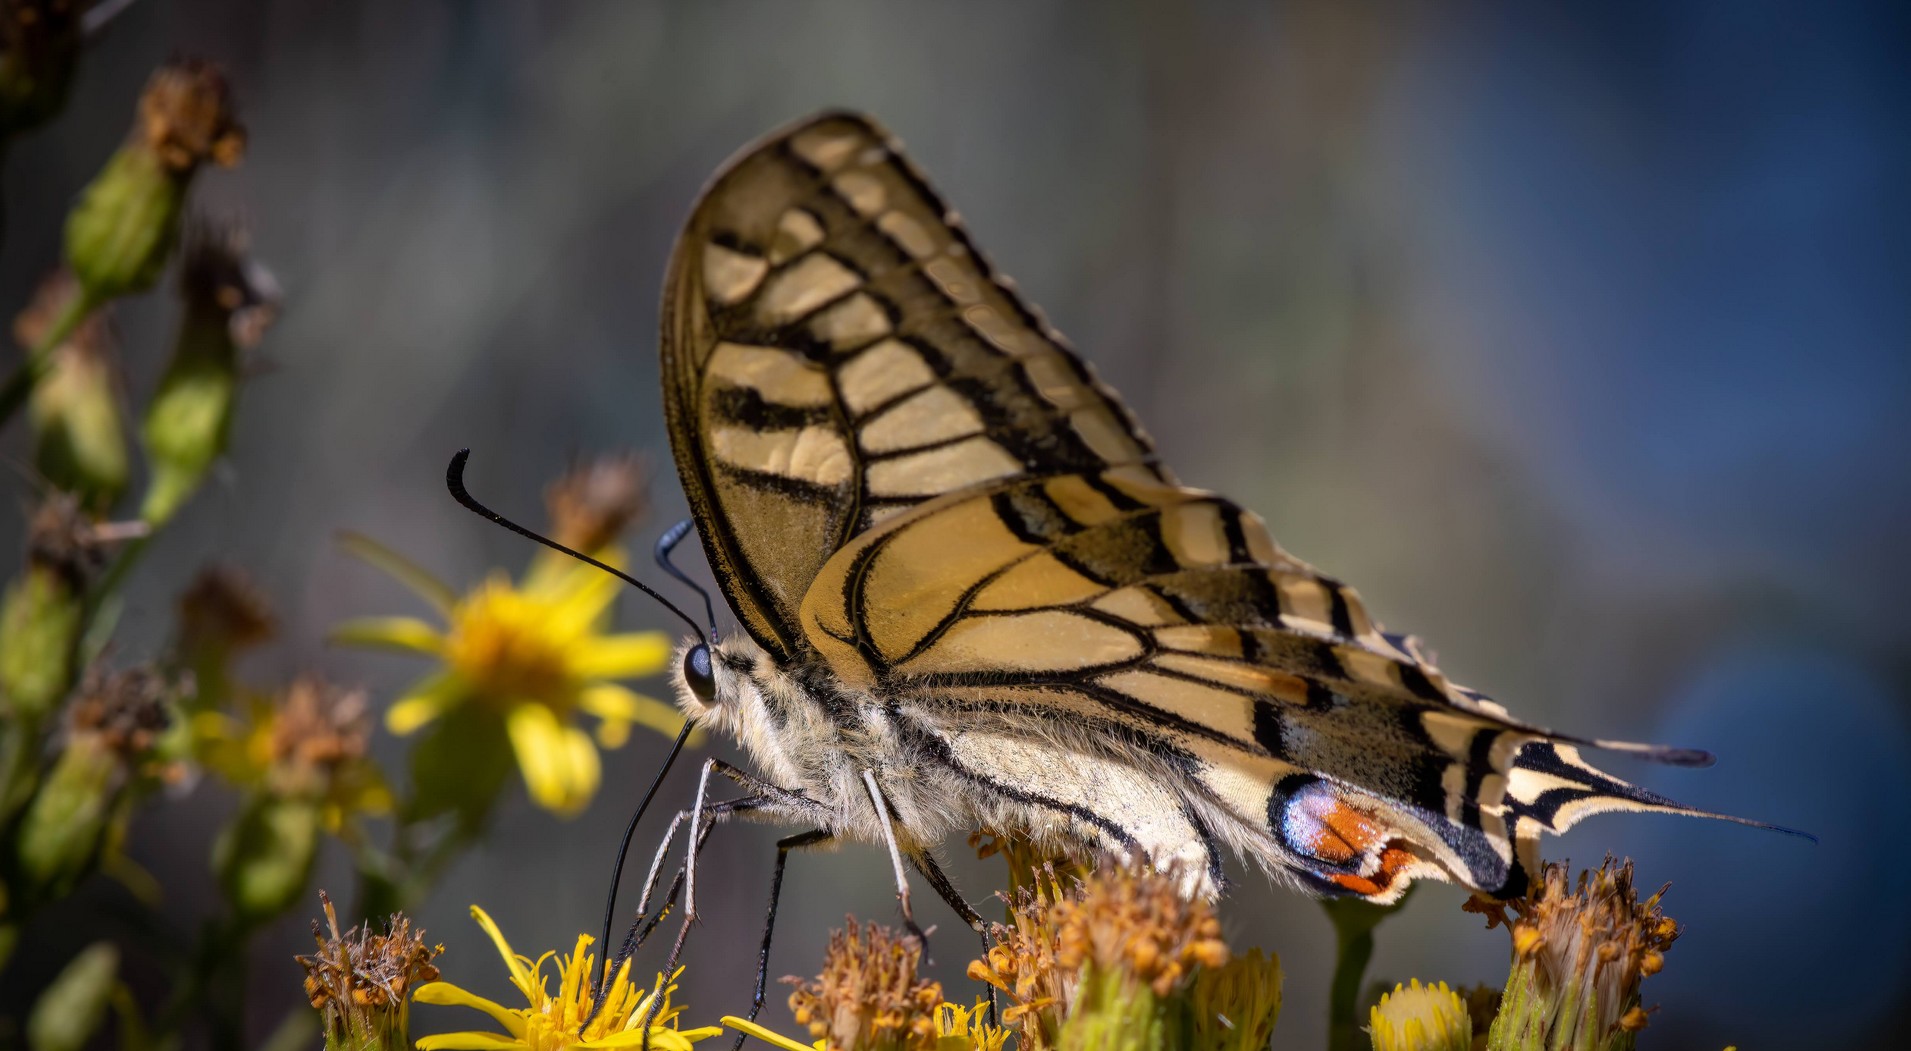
[{"left": 662, "top": 112, "right": 1161, "bottom": 661}]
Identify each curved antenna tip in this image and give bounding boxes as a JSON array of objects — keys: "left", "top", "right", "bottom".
[{"left": 442, "top": 446, "right": 707, "bottom": 643}]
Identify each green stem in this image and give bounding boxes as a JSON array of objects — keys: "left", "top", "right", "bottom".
[
  {"left": 1327, "top": 916, "right": 1376, "bottom": 1051},
  {"left": 155, "top": 913, "right": 251, "bottom": 1051},
  {"left": 1321, "top": 889, "right": 1415, "bottom": 1051},
  {"left": 0, "top": 288, "right": 93, "bottom": 430}
]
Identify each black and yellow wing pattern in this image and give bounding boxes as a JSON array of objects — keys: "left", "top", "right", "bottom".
[{"left": 661, "top": 111, "right": 1741, "bottom": 901}]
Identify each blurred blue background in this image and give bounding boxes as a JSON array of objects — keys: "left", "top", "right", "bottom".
[{"left": 3, "top": 1, "right": 1906, "bottom": 1048}]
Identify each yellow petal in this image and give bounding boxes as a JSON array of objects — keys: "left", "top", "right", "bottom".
[
  {"left": 721, "top": 1017, "right": 823, "bottom": 1051},
  {"left": 413, "top": 981, "right": 526, "bottom": 1038},
  {"left": 579, "top": 684, "right": 685, "bottom": 750},
  {"left": 578, "top": 1031, "right": 697, "bottom": 1050},
  {"left": 561, "top": 724, "right": 602, "bottom": 811},
  {"left": 466, "top": 909, "right": 538, "bottom": 1015},
  {"left": 337, "top": 531, "right": 457, "bottom": 613},
  {"left": 416, "top": 1033, "right": 528, "bottom": 1051},
  {"left": 506, "top": 705, "right": 599, "bottom": 816},
  {"left": 545, "top": 567, "right": 624, "bottom": 634},
  {"left": 571, "top": 633, "right": 673, "bottom": 679},
  {"left": 385, "top": 673, "right": 461, "bottom": 736},
  {"left": 327, "top": 615, "right": 445, "bottom": 655}
]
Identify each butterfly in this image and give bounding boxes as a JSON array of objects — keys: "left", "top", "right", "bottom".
[{"left": 639, "top": 111, "right": 1771, "bottom": 945}]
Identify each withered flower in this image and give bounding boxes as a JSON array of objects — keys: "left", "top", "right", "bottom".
[
  {"left": 133, "top": 58, "right": 244, "bottom": 173},
  {"left": 783, "top": 919, "right": 943, "bottom": 1051},
  {"left": 968, "top": 860, "right": 1238, "bottom": 1051},
  {"left": 173, "top": 562, "right": 276, "bottom": 703},
  {"left": 297, "top": 891, "right": 441, "bottom": 1051},
  {"left": 545, "top": 452, "right": 648, "bottom": 555},
  {"left": 199, "top": 675, "right": 389, "bottom": 923},
  {"left": 1051, "top": 862, "right": 1229, "bottom": 999},
  {"left": 1468, "top": 857, "right": 1679, "bottom": 1051},
  {"left": 966, "top": 865, "right": 1074, "bottom": 1046}
]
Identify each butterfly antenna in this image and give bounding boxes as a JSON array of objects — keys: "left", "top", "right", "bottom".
[
  {"left": 445, "top": 449, "right": 706, "bottom": 642},
  {"left": 654, "top": 518, "right": 717, "bottom": 640}
]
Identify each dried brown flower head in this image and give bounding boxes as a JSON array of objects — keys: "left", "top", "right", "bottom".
[
  {"left": 785, "top": 919, "right": 943, "bottom": 1051},
  {"left": 970, "top": 829, "right": 1089, "bottom": 899},
  {"left": 267, "top": 676, "right": 372, "bottom": 797},
  {"left": 1469, "top": 857, "right": 1679, "bottom": 1043},
  {"left": 298, "top": 891, "right": 441, "bottom": 1042},
  {"left": 176, "top": 562, "right": 277, "bottom": 657},
  {"left": 544, "top": 452, "right": 648, "bottom": 554},
  {"left": 967, "top": 865, "right": 1073, "bottom": 1043},
  {"left": 180, "top": 218, "right": 281, "bottom": 350},
  {"left": 137, "top": 59, "right": 244, "bottom": 172},
  {"left": 1052, "top": 862, "right": 1228, "bottom": 998},
  {"left": 68, "top": 664, "right": 177, "bottom": 760},
  {"left": 24, "top": 491, "right": 105, "bottom": 585}
]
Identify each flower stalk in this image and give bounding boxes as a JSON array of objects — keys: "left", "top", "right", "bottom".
[{"left": 1322, "top": 887, "right": 1415, "bottom": 1051}]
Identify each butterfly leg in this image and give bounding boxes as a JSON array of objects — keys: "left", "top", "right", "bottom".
[
  {"left": 602, "top": 793, "right": 769, "bottom": 993},
  {"left": 910, "top": 849, "right": 999, "bottom": 1024},
  {"left": 668, "top": 759, "right": 827, "bottom": 976},
  {"left": 728, "top": 828, "right": 835, "bottom": 1051},
  {"left": 860, "top": 769, "right": 929, "bottom": 946}
]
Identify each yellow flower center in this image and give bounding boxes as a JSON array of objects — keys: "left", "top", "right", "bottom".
[{"left": 442, "top": 579, "right": 578, "bottom": 709}]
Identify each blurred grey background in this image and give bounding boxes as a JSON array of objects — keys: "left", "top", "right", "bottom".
[{"left": 4, "top": 1, "right": 1907, "bottom": 1048}]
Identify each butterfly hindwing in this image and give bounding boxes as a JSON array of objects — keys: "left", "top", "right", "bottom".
[
  {"left": 798, "top": 470, "right": 1720, "bottom": 898},
  {"left": 662, "top": 112, "right": 1161, "bottom": 661}
]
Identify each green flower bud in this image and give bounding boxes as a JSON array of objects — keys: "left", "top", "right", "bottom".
[
  {"left": 14, "top": 733, "right": 115, "bottom": 901},
  {"left": 0, "top": 495, "right": 112, "bottom": 719},
  {"left": 0, "top": 0, "right": 80, "bottom": 141},
  {"left": 214, "top": 795, "right": 320, "bottom": 924},
  {"left": 0, "top": 562, "right": 81, "bottom": 718},
  {"left": 26, "top": 941, "right": 119, "bottom": 1051},
  {"left": 63, "top": 59, "right": 243, "bottom": 304},
  {"left": 13, "top": 666, "right": 172, "bottom": 904},
  {"left": 140, "top": 220, "right": 276, "bottom": 527},
  {"left": 16, "top": 273, "right": 128, "bottom": 510}
]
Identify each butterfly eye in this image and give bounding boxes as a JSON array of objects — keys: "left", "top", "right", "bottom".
[{"left": 682, "top": 643, "right": 716, "bottom": 707}]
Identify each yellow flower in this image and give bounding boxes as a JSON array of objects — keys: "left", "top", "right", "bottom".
[
  {"left": 193, "top": 676, "right": 393, "bottom": 833},
  {"left": 413, "top": 906, "right": 721, "bottom": 1051},
  {"left": 331, "top": 532, "right": 684, "bottom": 815},
  {"left": 1368, "top": 979, "right": 1469, "bottom": 1051},
  {"left": 720, "top": 999, "right": 1009, "bottom": 1051}
]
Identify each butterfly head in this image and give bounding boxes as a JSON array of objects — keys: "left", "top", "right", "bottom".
[{"left": 668, "top": 633, "right": 763, "bottom": 728}]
